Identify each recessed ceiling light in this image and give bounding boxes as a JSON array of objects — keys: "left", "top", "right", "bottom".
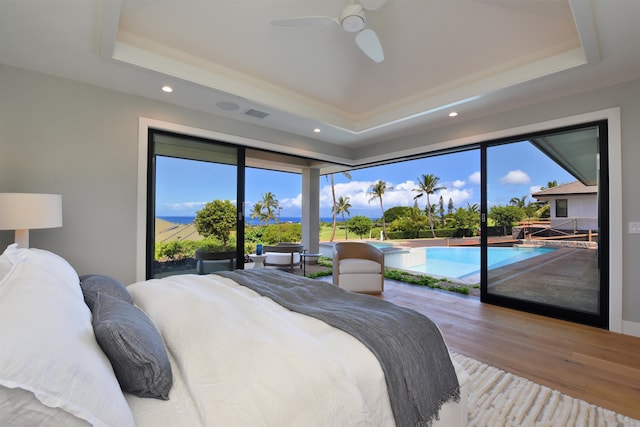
[
  {"left": 161, "top": 85, "right": 173, "bottom": 93},
  {"left": 448, "top": 111, "right": 458, "bottom": 117},
  {"left": 313, "top": 128, "right": 321, "bottom": 133}
]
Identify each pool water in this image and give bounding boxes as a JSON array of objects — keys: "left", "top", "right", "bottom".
[
  {"left": 384, "top": 246, "right": 556, "bottom": 283},
  {"left": 367, "top": 242, "right": 394, "bottom": 249}
]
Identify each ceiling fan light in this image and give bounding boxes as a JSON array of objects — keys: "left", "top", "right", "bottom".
[
  {"left": 341, "top": 15, "right": 365, "bottom": 32},
  {"left": 340, "top": 4, "right": 365, "bottom": 32}
]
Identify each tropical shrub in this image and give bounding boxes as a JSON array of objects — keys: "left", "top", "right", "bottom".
[
  {"left": 384, "top": 206, "right": 414, "bottom": 223},
  {"left": 347, "top": 216, "right": 373, "bottom": 238},
  {"left": 244, "top": 225, "right": 265, "bottom": 243},
  {"left": 446, "top": 206, "right": 480, "bottom": 233},
  {"left": 194, "top": 199, "right": 237, "bottom": 250},
  {"left": 489, "top": 205, "right": 524, "bottom": 235},
  {"left": 388, "top": 216, "right": 429, "bottom": 234},
  {"left": 260, "top": 222, "right": 302, "bottom": 244},
  {"left": 155, "top": 240, "right": 199, "bottom": 261},
  {"left": 197, "top": 236, "right": 236, "bottom": 253}
]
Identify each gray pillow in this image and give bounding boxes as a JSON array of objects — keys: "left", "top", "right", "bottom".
[
  {"left": 79, "top": 275, "right": 133, "bottom": 310},
  {"left": 92, "top": 293, "right": 173, "bottom": 400}
]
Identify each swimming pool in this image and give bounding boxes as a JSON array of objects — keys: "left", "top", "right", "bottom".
[
  {"left": 384, "top": 246, "right": 556, "bottom": 283},
  {"left": 319, "top": 241, "right": 396, "bottom": 258},
  {"left": 367, "top": 241, "right": 394, "bottom": 249}
]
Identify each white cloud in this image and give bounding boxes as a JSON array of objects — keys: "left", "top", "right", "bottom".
[
  {"left": 315, "top": 178, "right": 474, "bottom": 213},
  {"left": 319, "top": 180, "right": 375, "bottom": 209},
  {"left": 279, "top": 194, "right": 302, "bottom": 209},
  {"left": 469, "top": 171, "right": 481, "bottom": 184},
  {"left": 500, "top": 170, "right": 531, "bottom": 185},
  {"left": 393, "top": 180, "right": 417, "bottom": 191},
  {"left": 162, "top": 201, "right": 207, "bottom": 212},
  {"left": 422, "top": 188, "right": 473, "bottom": 210},
  {"left": 453, "top": 179, "right": 466, "bottom": 188},
  {"left": 529, "top": 185, "right": 543, "bottom": 195}
]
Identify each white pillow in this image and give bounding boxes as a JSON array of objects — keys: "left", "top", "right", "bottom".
[
  {"left": 0, "top": 385, "right": 91, "bottom": 427},
  {"left": 2, "top": 243, "right": 80, "bottom": 296},
  {"left": 0, "top": 252, "right": 12, "bottom": 283},
  {"left": 0, "top": 246, "right": 136, "bottom": 427}
]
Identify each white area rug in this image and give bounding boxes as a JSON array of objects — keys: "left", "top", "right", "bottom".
[{"left": 452, "top": 353, "right": 640, "bottom": 427}]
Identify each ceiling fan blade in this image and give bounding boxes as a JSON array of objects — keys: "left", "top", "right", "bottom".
[
  {"left": 359, "top": 0, "right": 387, "bottom": 11},
  {"left": 355, "top": 29, "right": 384, "bottom": 63},
  {"left": 271, "top": 16, "right": 338, "bottom": 28}
]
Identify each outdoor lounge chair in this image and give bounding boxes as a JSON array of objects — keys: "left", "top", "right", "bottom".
[
  {"left": 332, "top": 242, "right": 384, "bottom": 294},
  {"left": 262, "top": 243, "right": 304, "bottom": 272}
]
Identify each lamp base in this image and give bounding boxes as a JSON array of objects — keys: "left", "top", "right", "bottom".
[{"left": 15, "top": 229, "right": 29, "bottom": 249}]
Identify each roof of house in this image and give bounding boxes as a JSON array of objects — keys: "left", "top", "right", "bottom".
[{"left": 532, "top": 181, "right": 597, "bottom": 199}]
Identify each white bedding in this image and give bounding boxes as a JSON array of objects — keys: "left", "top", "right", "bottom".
[
  {"left": 0, "top": 245, "right": 466, "bottom": 426},
  {"left": 126, "top": 273, "right": 468, "bottom": 427}
]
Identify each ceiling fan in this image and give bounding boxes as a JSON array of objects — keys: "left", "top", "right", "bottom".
[{"left": 271, "top": 0, "right": 387, "bottom": 63}]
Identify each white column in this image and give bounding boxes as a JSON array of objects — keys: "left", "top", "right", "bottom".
[{"left": 301, "top": 168, "right": 320, "bottom": 253}]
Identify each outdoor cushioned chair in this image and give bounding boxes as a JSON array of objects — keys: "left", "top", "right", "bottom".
[
  {"left": 262, "top": 243, "right": 304, "bottom": 272},
  {"left": 332, "top": 242, "right": 384, "bottom": 294},
  {"left": 195, "top": 250, "right": 235, "bottom": 274}
]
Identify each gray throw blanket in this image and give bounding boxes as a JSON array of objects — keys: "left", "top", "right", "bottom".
[{"left": 217, "top": 269, "right": 459, "bottom": 427}]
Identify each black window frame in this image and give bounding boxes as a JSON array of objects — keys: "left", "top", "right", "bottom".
[{"left": 556, "top": 199, "right": 568, "bottom": 217}]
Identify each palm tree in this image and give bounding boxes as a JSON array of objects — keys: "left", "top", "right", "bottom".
[
  {"left": 533, "top": 181, "right": 558, "bottom": 219},
  {"left": 334, "top": 196, "right": 352, "bottom": 240},
  {"left": 466, "top": 202, "right": 479, "bottom": 214},
  {"left": 509, "top": 195, "right": 527, "bottom": 208},
  {"left": 261, "top": 192, "right": 279, "bottom": 224},
  {"left": 367, "top": 180, "right": 390, "bottom": 239},
  {"left": 328, "top": 172, "right": 352, "bottom": 242},
  {"left": 414, "top": 173, "right": 446, "bottom": 238},
  {"left": 249, "top": 202, "right": 264, "bottom": 225}
]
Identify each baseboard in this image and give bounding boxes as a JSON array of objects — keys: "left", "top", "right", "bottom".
[{"left": 621, "top": 320, "right": 640, "bottom": 338}]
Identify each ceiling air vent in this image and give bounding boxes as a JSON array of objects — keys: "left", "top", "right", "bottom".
[{"left": 244, "top": 108, "right": 270, "bottom": 119}]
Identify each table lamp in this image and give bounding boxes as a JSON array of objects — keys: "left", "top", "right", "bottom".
[{"left": 0, "top": 193, "right": 63, "bottom": 248}]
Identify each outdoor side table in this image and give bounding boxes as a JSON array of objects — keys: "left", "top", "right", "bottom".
[
  {"left": 249, "top": 254, "right": 267, "bottom": 268},
  {"left": 301, "top": 253, "right": 322, "bottom": 276}
]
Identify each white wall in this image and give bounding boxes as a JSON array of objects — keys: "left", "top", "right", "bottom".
[
  {"left": 0, "top": 65, "right": 331, "bottom": 283},
  {"left": 548, "top": 195, "right": 598, "bottom": 231},
  {"left": 1, "top": 64, "right": 639, "bottom": 330},
  {"left": 566, "top": 195, "right": 598, "bottom": 219}
]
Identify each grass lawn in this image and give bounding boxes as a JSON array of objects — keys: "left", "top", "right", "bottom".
[{"left": 318, "top": 222, "right": 382, "bottom": 242}]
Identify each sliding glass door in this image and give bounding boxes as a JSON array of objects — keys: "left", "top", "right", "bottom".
[
  {"left": 147, "top": 131, "right": 244, "bottom": 278},
  {"left": 481, "top": 121, "right": 608, "bottom": 328}
]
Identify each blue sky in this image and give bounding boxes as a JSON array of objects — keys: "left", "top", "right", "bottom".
[{"left": 155, "top": 140, "right": 575, "bottom": 218}]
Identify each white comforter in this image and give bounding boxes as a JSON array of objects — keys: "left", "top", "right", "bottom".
[{"left": 126, "top": 274, "right": 395, "bottom": 426}]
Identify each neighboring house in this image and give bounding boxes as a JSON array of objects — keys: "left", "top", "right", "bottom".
[{"left": 532, "top": 181, "right": 598, "bottom": 232}]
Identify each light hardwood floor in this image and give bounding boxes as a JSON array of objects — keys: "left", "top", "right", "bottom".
[{"left": 379, "top": 280, "right": 640, "bottom": 420}]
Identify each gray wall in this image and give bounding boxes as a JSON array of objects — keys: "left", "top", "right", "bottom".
[
  {"left": 0, "top": 65, "right": 335, "bottom": 282},
  {"left": 1, "top": 64, "right": 638, "bottom": 326}
]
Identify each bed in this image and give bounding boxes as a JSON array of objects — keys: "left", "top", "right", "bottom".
[{"left": 0, "top": 244, "right": 469, "bottom": 427}]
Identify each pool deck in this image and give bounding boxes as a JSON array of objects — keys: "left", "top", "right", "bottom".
[
  {"left": 397, "top": 238, "right": 600, "bottom": 313},
  {"left": 319, "top": 237, "right": 600, "bottom": 314},
  {"left": 486, "top": 246, "right": 600, "bottom": 313}
]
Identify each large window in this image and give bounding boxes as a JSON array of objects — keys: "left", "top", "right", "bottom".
[
  {"left": 146, "top": 130, "right": 310, "bottom": 280},
  {"left": 142, "top": 118, "right": 611, "bottom": 328},
  {"left": 482, "top": 120, "right": 609, "bottom": 328},
  {"left": 147, "top": 131, "right": 243, "bottom": 278}
]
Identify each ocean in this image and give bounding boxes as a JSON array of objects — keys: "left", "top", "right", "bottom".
[{"left": 158, "top": 216, "right": 346, "bottom": 225}]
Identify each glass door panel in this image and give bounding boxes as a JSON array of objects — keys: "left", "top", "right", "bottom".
[
  {"left": 483, "top": 124, "right": 607, "bottom": 327},
  {"left": 149, "top": 133, "right": 240, "bottom": 278}
]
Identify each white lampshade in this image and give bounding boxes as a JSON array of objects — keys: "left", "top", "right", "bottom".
[{"left": 0, "top": 193, "right": 63, "bottom": 248}]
